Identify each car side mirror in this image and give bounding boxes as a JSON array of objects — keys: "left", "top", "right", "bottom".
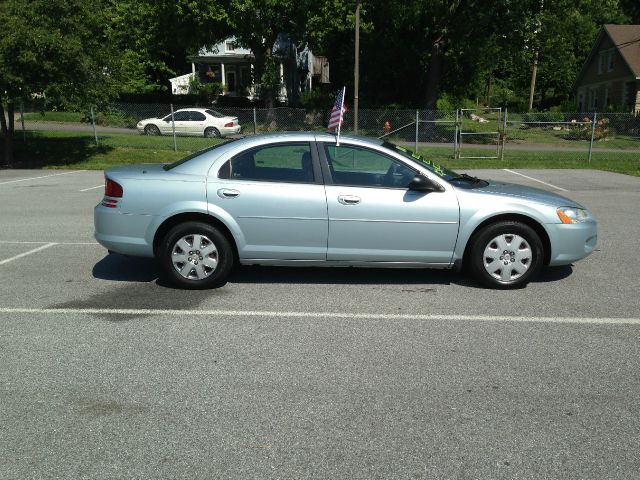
[{"left": 408, "top": 175, "right": 444, "bottom": 192}]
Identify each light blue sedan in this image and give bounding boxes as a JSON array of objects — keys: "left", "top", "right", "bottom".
[{"left": 94, "top": 132, "right": 597, "bottom": 289}]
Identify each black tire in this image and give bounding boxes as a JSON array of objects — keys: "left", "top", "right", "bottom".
[
  {"left": 159, "top": 222, "right": 234, "bottom": 289},
  {"left": 144, "top": 124, "right": 161, "bottom": 136},
  {"left": 468, "top": 221, "right": 543, "bottom": 289},
  {"left": 204, "top": 127, "right": 221, "bottom": 138}
]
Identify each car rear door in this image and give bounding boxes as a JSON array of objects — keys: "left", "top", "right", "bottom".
[
  {"left": 319, "top": 142, "right": 460, "bottom": 264},
  {"left": 206, "top": 141, "right": 328, "bottom": 260}
]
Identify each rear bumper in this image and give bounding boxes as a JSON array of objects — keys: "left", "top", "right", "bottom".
[
  {"left": 94, "top": 205, "right": 155, "bottom": 257},
  {"left": 546, "top": 221, "right": 597, "bottom": 265},
  {"left": 220, "top": 125, "right": 242, "bottom": 136}
]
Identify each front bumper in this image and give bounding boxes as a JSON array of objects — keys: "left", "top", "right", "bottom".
[{"left": 546, "top": 221, "right": 598, "bottom": 265}]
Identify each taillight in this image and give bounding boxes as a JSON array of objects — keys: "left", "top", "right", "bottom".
[
  {"left": 105, "top": 178, "right": 123, "bottom": 197},
  {"left": 224, "top": 121, "right": 234, "bottom": 127}
]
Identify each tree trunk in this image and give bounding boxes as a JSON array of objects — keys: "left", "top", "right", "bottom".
[
  {"left": 0, "top": 101, "right": 15, "bottom": 166},
  {"left": 425, "top": 36, "right": 445, "bottom": 110}
]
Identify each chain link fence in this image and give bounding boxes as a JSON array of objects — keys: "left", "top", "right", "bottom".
[{"left": 11, "top": 101, "right": 640, "bottom": 165}]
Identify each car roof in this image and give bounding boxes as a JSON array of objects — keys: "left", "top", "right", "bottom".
[
  {"left": 174, "top": 108, "right": 211, "bottom": 113},
  {"left": 169, "top": 132, "right": 387, "bottom": 175}
]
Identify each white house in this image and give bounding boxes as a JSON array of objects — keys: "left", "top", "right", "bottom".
[{"left": 169, "top": 36, "right": 329, "bottom": 103}]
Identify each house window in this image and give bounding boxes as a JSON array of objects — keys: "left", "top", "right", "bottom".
[
  {"left": 577, "top": 92, "right": 584, "bottom": 112},
  {"left": 597, "top": 51, "right": 606, "bottom": 75},
  {"left": 225, "top": 41, "right": 235, "bottom": 52},
  {"left": 607, "top": 49, "right": 614, "bottom": 72},
  {"left": 604, "top": 86, "right": 610, "bottom": 109},
  {"left": 588, "top": 88, "right": 598, "bottom": 110}
]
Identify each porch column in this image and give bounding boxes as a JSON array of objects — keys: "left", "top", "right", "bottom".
[{"left": 221, "top": 63, "right": 226, "bottom": 88}]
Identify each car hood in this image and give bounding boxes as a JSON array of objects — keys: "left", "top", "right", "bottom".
[{"left": 470, "top": 181, "right": 584, "bottom": 208}]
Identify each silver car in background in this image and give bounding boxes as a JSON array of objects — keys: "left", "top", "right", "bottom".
[{"left": 94, "top": 132, "right": 597, "bottom": 289}]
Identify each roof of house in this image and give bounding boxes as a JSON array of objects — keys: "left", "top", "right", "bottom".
[
  {"left": 575, "top": 24, "right": 640, "bottom": 87},
  {"left": 605, "top": 24, "right": 640, "bottom": 77}
]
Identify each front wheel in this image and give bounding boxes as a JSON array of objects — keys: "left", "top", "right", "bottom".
[
  {"left": 144, "top": 124, "right": 161, "bottom": 136},
  {"left": 468, "top": 221, "right": 543, "bottom": 289},
  {"left": 159, "top": 222, "right": 234, "bottom": 289}
]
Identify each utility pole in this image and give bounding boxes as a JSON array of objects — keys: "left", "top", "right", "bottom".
[{"left": 354, "top": 1, "right": 361, "bottom": 134}]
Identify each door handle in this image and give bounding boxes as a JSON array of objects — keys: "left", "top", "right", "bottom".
[
  {"left": 218, "top": 188, "right": 240, "bottom": 198},
  {"left": 338, "top": 195, "right": 361, "bottom": 205}
]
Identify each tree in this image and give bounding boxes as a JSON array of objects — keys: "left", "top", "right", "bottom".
[
  {"left": 105, "top": 0, "right": 231, "bottom": 94},
  {"left": 0, "top": 0, "right": 118, "bottom": 165}
]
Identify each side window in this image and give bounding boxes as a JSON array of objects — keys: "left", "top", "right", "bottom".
[
  {"left": 190, "top": 111, "right": 206, "bottom": 121},
  {"left": 323, "top": 144, "right": 416, "bottom": 188},
  {"left": 218, "top": 143, "right": 315, "bottom": 183},
  {"left": 173, "top": 111, "right": 190, "bottom": 121}
]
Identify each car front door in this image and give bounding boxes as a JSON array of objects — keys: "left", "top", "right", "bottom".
[
  {"left": 206, "top": 142, "right": 328, "bottom": 260},
  {"left": 320, "top": 142, "right": 460, "bottom": 264}
]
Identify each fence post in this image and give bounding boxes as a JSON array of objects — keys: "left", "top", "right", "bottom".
[
  {"left": 170, "top": 104, "right": 177, "bottom": 152},
  {"left": 253, "top": 107, "right": 257, "bottom": 135},
  {"left": 20, "top": 101, "right": 26, "bottom": 142},
  {"left": 415, "top": 110, "right": 419, "bottom": 152},
  {"left": 588, "top": 111, "right": 597, "bottom": 164},
  {"left": 454, "top": 109, "right": 459, "bottom": 159},
  {"left": 500, "top": 107, "right": 508, "bottom": 161},
  {"left": 90, "top": 106, "right": 98, "bottom": 146}
]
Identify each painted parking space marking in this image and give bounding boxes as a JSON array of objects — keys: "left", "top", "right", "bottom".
[
  {"left": 0, "top": 243, "right": 57, "bottom": 265},
  {"left": 80, "top": 185, "right": 104, "bottom": 192},
  {"left": 0, "top": 171, "right": 81, "bottom": 185},
  {"left": 0, "top": 241, "right": 99, "bottom": 246},
  {"left": 0, "top": 307, "right": 638, "bottom": 326},
  {"left": 502, "top": 169, "right": 568, "bottom": 192}
]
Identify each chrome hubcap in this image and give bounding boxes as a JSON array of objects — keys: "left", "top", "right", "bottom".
[
  {"left": 171, "top": 234, "right": 218, "bottom": 280},
  {"left": 483, "top": 233, "right": 532, "bottom": 283}
]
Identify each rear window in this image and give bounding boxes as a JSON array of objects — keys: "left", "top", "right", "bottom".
[
  {"left": 163, "top": 139, "right": 238, "bottom": 171},
  {"left": 205, "top": 109, "right": 225, "bottom": 118}
]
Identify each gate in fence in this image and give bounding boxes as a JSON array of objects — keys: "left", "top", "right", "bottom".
[{"left": 455, "top": 108, "right": 505, "bottom": 160}]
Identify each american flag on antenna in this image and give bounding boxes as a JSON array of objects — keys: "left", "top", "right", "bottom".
[{"left": 327, "top": 87, "right": 346, "bottom": 132}]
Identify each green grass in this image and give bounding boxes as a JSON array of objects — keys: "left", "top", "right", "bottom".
[
  {"left": 418, "top": 146, "right": 640, "bottom": 177},
  {"left": 3, "top": 130, "right": 639, "bottom": 176}
]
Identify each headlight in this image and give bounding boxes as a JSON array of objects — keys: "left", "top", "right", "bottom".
[{"left": 557, "top": 206, "right": 592, "bottom": 224}]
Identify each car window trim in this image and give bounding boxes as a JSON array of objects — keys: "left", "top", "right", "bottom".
[{"left": 219, "top": 141, "right": 324, "bottom": 185}]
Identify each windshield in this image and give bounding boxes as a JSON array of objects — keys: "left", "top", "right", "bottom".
[
  {"left": 163, "top": 139, "right": 237, "bottom": 170},
  {"left": 384, "top": 142, "right": 458, "bottom": 180}
]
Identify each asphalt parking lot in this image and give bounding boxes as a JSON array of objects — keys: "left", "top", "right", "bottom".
[{"left": 1, "top": 167, "right": 639, "bottom": 479}]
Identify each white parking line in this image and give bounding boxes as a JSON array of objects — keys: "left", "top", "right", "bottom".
[
  {"left": 502, "top": 169, "right": 569, "bottom": 192},
  {"left": 80, "top": 185, "right": 104, "bottom": 192},
  {"left": 0, "top": 243, "right": 57, "bottom": 265},
  {"left": 0, "top": 241, "right": 99, "bottom": 245},
  {"left": 0, "top": 171, "right": 81, "bottom": 185},
  {"left": 0, "top": 307, "right": 638, "bottom": 325}
]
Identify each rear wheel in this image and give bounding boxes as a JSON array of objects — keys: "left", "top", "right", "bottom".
[
  {"left": 144, "top": 124, "right": 161, "bottom": 136},
  {"left": 159, "top": 222, "right": 234, "bottom": 289},
  {"left": 468, "top": 221, "right": 543, "bottom": 289},
  {"left": 204, "top": 127, "right": 221, "bottom": 138}
]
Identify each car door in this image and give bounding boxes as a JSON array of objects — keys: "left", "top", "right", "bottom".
[
  {"left": 206, "top": 141, "right": 328, "bottom": 260},
  {"left": 170, "top": 111, "right": 191, "bottom": 135},
  {"left": 186, "top": 110, "right": 207, "bottom": 136},
  {"left": 320, "top": 142, "right": 460, "bottom": 264}
]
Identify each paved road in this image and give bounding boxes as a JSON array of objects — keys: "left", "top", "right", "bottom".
[{"left": 1, "top": 168, "right": 639, "bottom": 479}]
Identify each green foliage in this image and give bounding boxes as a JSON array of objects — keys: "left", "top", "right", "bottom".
[
  {"left": 298, "top": 89, "right": 335, "bottom": 110},
  {"left": 189, "top": 77, "right": 223, "bottom": 103},
  {"left": 0, "top": 0, "right": 119, "bottom": 105}
]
